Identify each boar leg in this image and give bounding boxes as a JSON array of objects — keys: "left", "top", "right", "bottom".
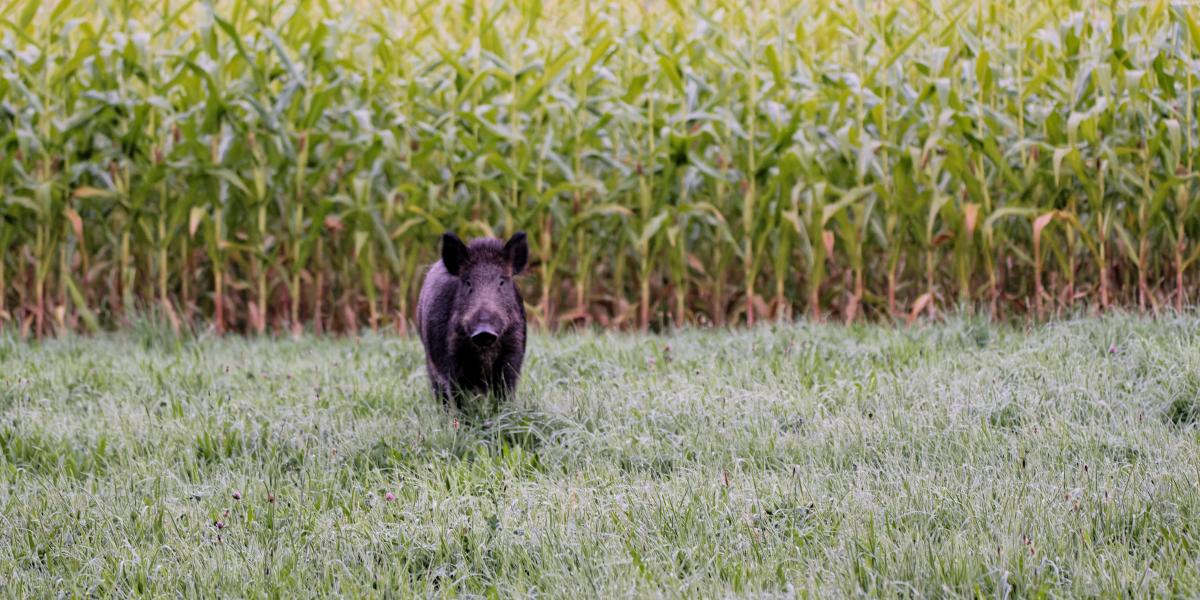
[{"left": 494, "top": 349, "right": 524, "bottom": 398}]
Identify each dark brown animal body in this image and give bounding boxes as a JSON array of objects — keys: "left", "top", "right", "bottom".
[{"left": 416, "top": 232, "right": 528, "bottom": 406}]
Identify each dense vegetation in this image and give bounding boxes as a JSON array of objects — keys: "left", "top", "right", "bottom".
[
  {"left": 2, "top": 0, "right": 1199, "bottom": 335},
  {"left": 3, "top": 316, "right": 1200, "bottom": 595}
]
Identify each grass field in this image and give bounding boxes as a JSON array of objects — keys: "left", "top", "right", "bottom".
[{"left": 2, "top": 315, "right": 1199, "bottom": 596}]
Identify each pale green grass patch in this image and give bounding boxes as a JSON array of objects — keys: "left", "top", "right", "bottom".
[{"left": 2, "top": 316, "right": 1199, "bottom": 596}]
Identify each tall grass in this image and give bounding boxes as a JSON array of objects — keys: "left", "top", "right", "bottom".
[{"left": 1, "top": 0, "right": 1199, "bottom": 335}]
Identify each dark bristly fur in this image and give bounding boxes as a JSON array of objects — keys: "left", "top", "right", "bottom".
[{"left": 416, "top": 231, "right": 528, "bottom": 407}]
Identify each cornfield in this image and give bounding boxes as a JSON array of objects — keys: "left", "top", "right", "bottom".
[{"left": 2, "top": 0, "right": 1199, "bottom": 336}]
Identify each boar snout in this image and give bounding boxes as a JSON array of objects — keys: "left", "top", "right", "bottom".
[
  {"left": 467, "top": 310, "right": 503, "bottom": 347},
  {"left": 470, "top": 326, "right": 499, "bottom": 348}
]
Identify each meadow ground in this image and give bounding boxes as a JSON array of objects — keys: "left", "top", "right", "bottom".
[{"left": 2, "top": 315, "right": 1199, "bottom": 597}]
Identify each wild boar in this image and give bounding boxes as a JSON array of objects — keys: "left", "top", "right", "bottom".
[{"left": 416, "top": 231, "right": 528, "bottom": 406}]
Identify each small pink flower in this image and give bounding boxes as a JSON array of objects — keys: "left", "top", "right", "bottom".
[
  {"left": 384, "top": 492, "right": 396, "bottom": 502},
  {"left": 232, "top": 490, "right": 242, "bottom": 501},
  {"left": 214, "top": 520, "right": 226, "bottom": 530},
  {"left": 1108, "top": 344, "right": 1117, "bottom": 354}
]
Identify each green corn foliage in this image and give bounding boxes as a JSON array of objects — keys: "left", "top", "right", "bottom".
[{"left": 1, "top": 0, "right": 1198, "bottom": 335}]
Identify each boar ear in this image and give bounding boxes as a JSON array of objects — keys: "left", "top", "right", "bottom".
[
  {"left": 442, "top": 232, "right": 468, "bottom": 276},
  {"left": 504, "top": 231, "right": 528, "bottom": 275}
]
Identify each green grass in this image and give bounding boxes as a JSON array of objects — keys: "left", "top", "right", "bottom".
[{"left": 3, "top": 315, "right": 1200, "bottom": 596}]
